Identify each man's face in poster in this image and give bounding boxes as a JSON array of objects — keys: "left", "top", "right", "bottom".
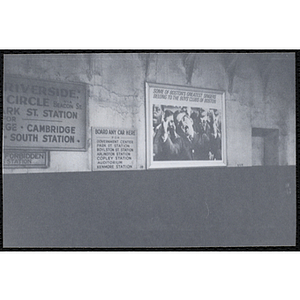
[
  {"left": 153, "top": 105, "right": 163, "bottom": 128},
  {"left": 164, "top": 110, "right": 175, "bottom": 133},
  {"left": 176, "top": 112, "right": 194, "bottom": 139}
]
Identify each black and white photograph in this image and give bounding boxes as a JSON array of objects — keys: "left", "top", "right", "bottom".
[
  {"left": 2, "top": 52, "right": 296, "bottom": 250},
  {"left": 1, "top": 3, "right": 299, "bottom": 298}
]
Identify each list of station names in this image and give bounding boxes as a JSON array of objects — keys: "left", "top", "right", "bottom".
[
  {"left": 3, "top": 76, "right": 87, "bottom": 150},
  {"left": 92, "top": 127, "right": 137, "bottom": 171}
]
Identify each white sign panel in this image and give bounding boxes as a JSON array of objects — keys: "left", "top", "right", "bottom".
[{"left": 92, "top": 127, "right": 137, "bottom": 171}]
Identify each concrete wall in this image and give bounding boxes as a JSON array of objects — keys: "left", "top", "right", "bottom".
[{"left": 3, "top": 52, "right": 296, "bottom": 173}]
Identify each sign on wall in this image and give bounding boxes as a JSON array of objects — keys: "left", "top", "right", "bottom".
[
  {"left": 146, "top": 82, "right": 226, "bottom": 169},
  {"left": 3, "top": 76, "right": 87, "bottom": 150},
  {"left": 3, "top": 149, "right": 49, "bottom": 168},
  {"left": 92, "top": 127, "right": 137, "bottom": 171}
]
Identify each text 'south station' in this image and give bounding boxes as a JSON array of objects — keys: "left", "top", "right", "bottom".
[{"left": 3, "top": 76, "right": 87, "bottom": 150}]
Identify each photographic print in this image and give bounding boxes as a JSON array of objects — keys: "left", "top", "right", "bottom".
[{"left": 2, "top": 52, "right": 296, "bottom": 249}]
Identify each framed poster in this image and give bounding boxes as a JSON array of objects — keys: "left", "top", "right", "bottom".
[{"left": 146, "top": 82, "right": 226, "bottom": 169}]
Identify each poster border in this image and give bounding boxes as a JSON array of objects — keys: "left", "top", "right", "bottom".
[{"left": 146, "top": 81, "right": 227, "bottom": 169}]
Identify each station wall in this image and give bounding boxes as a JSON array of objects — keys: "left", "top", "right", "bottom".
[{"left": 3, "top": 53, "right": 296, "bottom": 173}]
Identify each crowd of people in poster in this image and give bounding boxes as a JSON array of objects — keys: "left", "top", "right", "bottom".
[{"left": 152, "top": 105, "right": 222, "bottom": 161}]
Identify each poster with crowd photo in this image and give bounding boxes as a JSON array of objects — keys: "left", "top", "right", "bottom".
[{"left": 146, "top": 82, "right": 226, "bottom": 169}]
